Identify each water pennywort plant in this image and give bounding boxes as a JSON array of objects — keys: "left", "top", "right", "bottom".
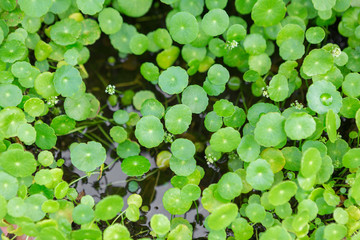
[{"left": 1, "top": 0, "right": 360, "bottom": 239}]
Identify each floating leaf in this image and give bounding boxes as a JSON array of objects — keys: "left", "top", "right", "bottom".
[
  {"left": 300, "top": 147, "right": 322, "bottom": 177},
  {"left": 181, "top": 85, "right": 208, "bottom": 114},
  {"left": 302, "top": 49, "right": 334, "bottom": 76},
  {"left": 50, "top": 18, "right": 82, "bottom": 46},
  {"left": 251, "top": 0, "right": 286, "bottom": 27},
  {"left": 0, "top": 149, "right": 37, "bottom": 177},
  {"left": 246, "top": 158, "right": 274, "bottom": 191},
  {"left": 210, "top": 127, "right": 241, "bottom": 152},
  {"left": 163, "top": 188, "right": 192, "bottom": 215},
  {"left": 169, "top": 12, "right": 199, "bottom": 44},
  {"left": 165, "top": 104, "right": 192, "bottom": 135},
  {"left": 70, "top": 141, "right": 106, "bottom": 172},
  {"left": 169, "top": 156, "right": 196, "bottom": 176},
  {"left": 95, "top": 195, "right": 124, "bottom": 221},
  {"left": 306, "top": 80, "right": 342, "bottom": 114},
  {"left": 35, "top": 123, "right": 57, "bottom": 150},
  {"left": 0, "top": 171, "right": 18, "bottom": 200},
  {"left": 217, "top": 172, "right": 242, "bottom": 200},
  {"left": 207, "top": 203, "right": 238, "bottom": 230},
  {"left": 254, "top": 112, "right": 286, "bottom": 148},
  {"left": 268, "top": 181, "right": 297, "bottom": 206},
  {"left": 99, "top": 8, "right": 123, "bottom": 35},
  {"left": 171, "top": 138, "right": 195, "bottom": 161},
  {"left": 342, "top": 72, "right": 360, "bottom": 98},
  {"left": 117, "top": 0, "right": 152, "bottom": 17},
  {"left": 285, "top": 112, "right": 316, "bottom": 140},
  {"left": 121, "top": 155, "right": 150, "bottom": 176},
  {"left": 104, "top": 224, "right": 131, "bottom": 240},
  {"left": 18, "top": 0, "right": 52, "bottom": 17},
  {"left": 237, "top": 134, "right": 260, "bottom": 162},
  {"left": 135, "top": 115, "right": 164, "bottom": 148},
  {"left": 73, "top": 204, "right": 94, "bottom": 225},
  {"left": 158, "top": 66, "right": 188, "bottom": 95},
  {"left": 0, "top": 83, "right": 22, "bottom": 108},
  {"left": 201, "top": 9, "right": 229, "bottom": 36},
  {"left": 150, "top": 214, "right": 170, "bottom": 236}
]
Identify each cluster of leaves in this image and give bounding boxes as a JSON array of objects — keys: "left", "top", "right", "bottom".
[{"left": 0, "top": 0, "right": 360, "bottom": 239}]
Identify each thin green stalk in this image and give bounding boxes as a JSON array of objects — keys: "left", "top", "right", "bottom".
[
  {"left": 85, "top": 132, "right": 110, "bottom": 147},
  {"left": 194, "top": 201, "right": 200, "bottom": 223},
  {"left": 107, "top": 168, "right": 159, "bottom": 186},
  {"left": 69, "top": 172, "right": 100, "bottom": 186},
  {"left": 98, "top": 125, "right": 113, "bottom": 144},
  {"left": 176, "top": 94, "right": 181, "bottom": 104},
  {"left": 111, "top": 211, "right": 125, "bottom": 225},
  {"left": 241, "top": 90, "right": 248, "bottom": 113},
  {"left": 149, "top": 170, "right": 160, "bottom": 204},
  {"left": 95, "top": 72, "right": 108, "bottom": 87}
]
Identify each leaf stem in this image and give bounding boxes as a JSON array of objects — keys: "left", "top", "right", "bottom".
[
  {"left": 98, "top": 125, "right": 113, "bottom": 144},
  {"left": 69, "top": 172, "right": 100, "bottom": 186},
  {"left": 149, "top": 169, "right": 160, "bottom": 205},
  {"left": 111, "top": 211, "right": 125, "bottom": 225},
  {"left": 176, "top": 94, "right": 181, "bottom": 104}
]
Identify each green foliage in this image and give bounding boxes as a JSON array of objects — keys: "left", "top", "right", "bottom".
[{"left": 0, "top": 1, "right": 359, "bottom": 239}]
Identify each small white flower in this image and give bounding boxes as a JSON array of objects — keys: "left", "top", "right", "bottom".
[
  {"left": 225, "top": 40, "right": 239, "bottom": 50},
  {"left": 291, "top": 100, "right": 304, "bottom": 110},
  {"left": 262, "top": 87, "right": 269, "bottom": 98},
  {"left": 46, "top": 96, "right": 59, "bottom": 106},
  {"left": 331, "top": 46, "right": 341, "bottom": 58},
  {"left": 105, "top": 85, "right": 116, "bottom": 95}
]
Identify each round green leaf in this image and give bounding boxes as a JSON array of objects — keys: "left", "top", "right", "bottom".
[
  {"left": 150, "top": 214, "right": 170, "bottom": 236},
  {"left": 70, "top": 141, "right": 106, "bottom": 172},
  {"left": 300, "top": 147, "right": 322, "bottom": 178},
  {"left": 0, "top": 149, "right": 37, "bottom": 177},
  {"left": 73, "top": 204, "right": 94, "bottom": 225},
  {"left": 165, "top": 104, "right": 192, "bottom": 135},
  {"left": 0, "top": 83, "right": 22, "bottom": 108},
  {"left": 207, "top": 203, "right": 238, "bottom": 230},
  {"left": 121, "top": 155, "right": 150, "bottom": 176},
  {"left": 169, "top": 12, "right": 199, "bottom": 44},
  {"left": 254, "top": 112, "right": 286, "bottom": 147},
  {"left": 210, "top": 127, "right": 241, "bottom": 153},
  {"left": 95, "top": 195, "right": 124, "bottom": 221},
  {"left": 246, "top": 158, "right": 274, "bottom": 190},
  {"left": 201, "top": 9, "right": 229, "bottom": 36},
  {"left": 158, "top": 66, "right": 188, "bottom": 95},
  {"left": 99, "top": 8, "right": 123, "bottom": 35},
  {"left": 302, "top": 49, "right": 334, "bottom": 76},
  {"left": 268, "top": 181, "right": 297, "bottom": 206},
  {"left": 0, "top": 171, "right": 18, "bottom": 200},
  {"left": 285, "top": 112, "right": 316, "bottom": 140},
  {"left": 117, "top": 0, "right": 152, "bottom": 17},
  {"left": 53, "top": 65, "right": 82, "bottom": 98},
  {"left": 181, "top": 85, "right": 208, "bottom": 114},
  {"left": 251, "top": 0, "right": 286, "bottom": 27},
  {"left": 18, "top": 0, "right": 52, "bottom": 17},
  {"left": 217, "top": 172, "right": 243, "bottom": 200},
  {"left": 306, "top": 80, "right": 342, "bottom": 114},
  {"left": 76, "top": 0, "right": 104, "bottom": 15}
]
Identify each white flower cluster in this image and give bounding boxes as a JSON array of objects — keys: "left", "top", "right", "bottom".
[
  {"left": 331, "top": 46, "right": 341, "bottom": 58},
  {"left": 164, "top": 132, "right": 174, "bottom": 143},
  {"left": 105, "top": 84, "right": 116, "bottom": 95},
  {"left": 262, "top": 86, "right": 269, "bottom": 98},
  {"left": 46, "top": 96, "right": 59, "bottom": 107},
  {"left": 290, "top": 100, "right": 304, "bottom": 110},
  {"left": 225, "top": 40, "right": 239, "bottom": 50},
  {"left": 205, "top": 153, "right": 216, "bottom": 164}
]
